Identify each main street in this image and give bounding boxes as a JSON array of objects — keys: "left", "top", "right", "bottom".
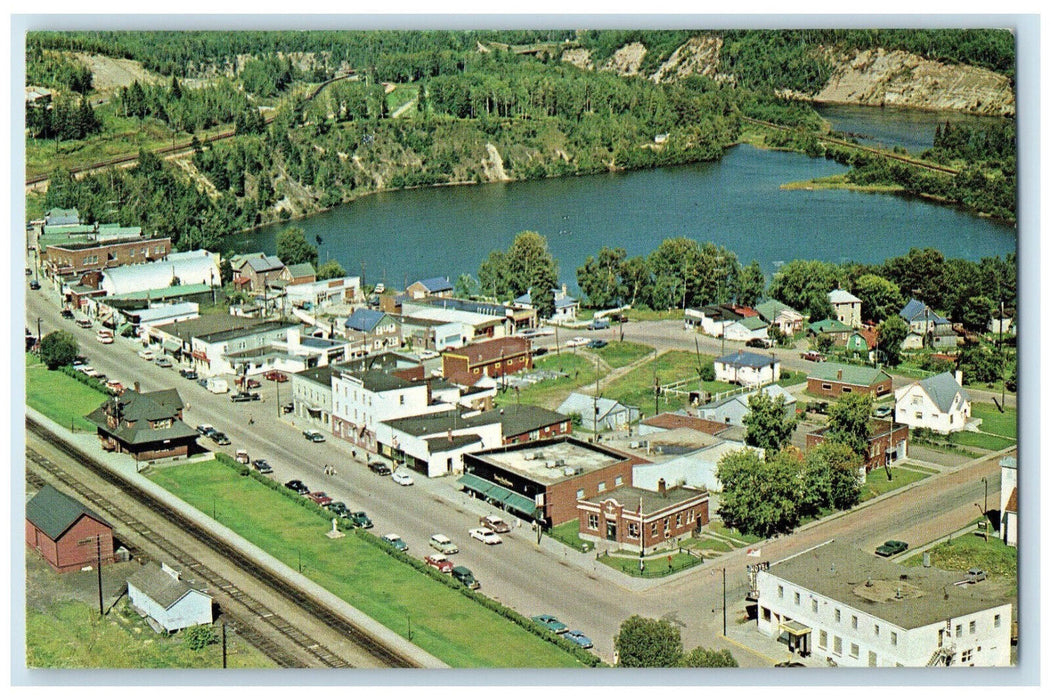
[{"left": 25, "top": 286, "right": 1009, "bottom": 666}]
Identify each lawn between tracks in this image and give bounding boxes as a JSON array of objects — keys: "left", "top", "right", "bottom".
[{"left": 148, "top": 461, "right": 585, "bottom": 668}]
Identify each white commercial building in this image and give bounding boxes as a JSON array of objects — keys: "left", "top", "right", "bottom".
[
  {"left": 286, "top": 275, "right": 362, "bottom": 309},
  {"left": 756, "top": 542, "right": 1012, "bottom": 667},
  {"left": 100, "top": 249, "right": 220, "bottom": 296}
]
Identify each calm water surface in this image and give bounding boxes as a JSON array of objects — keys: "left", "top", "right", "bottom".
[
  {"left": 237, "top": 141, "right": 1015, "bottom": 293},
  {"left": 814, "top": 103, "right": 1009, "bottom": 153}
]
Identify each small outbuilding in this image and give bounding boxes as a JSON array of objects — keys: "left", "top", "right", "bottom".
[
  {"left": 25, "top": 484, "right": 115, "bottom": 573},
  {"left": 127, "top": 562, "right": 214, "bottom": 633}
]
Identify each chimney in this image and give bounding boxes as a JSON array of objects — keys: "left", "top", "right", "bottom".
[
  {"left": 955, "top": 369, "right": 963, "bottom": 386},
  {"left": 657, "top": 478, "right": 667, "bottom": 498},
  {"left": 836, "top": 369, "right": 843, "bottom": 381},
  {"left": 561, "top": 283, "right": 567, "bottom": 297}
]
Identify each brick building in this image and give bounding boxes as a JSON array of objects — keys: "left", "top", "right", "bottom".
[
  {"left": 25, "top": 484, "right": 115, "bottom": 573},
  {"left": 442, "top": 336, "right": 532, "bottom": 387},
  {"left": 806, "top": 362, "right": 893, "bottom": 399},
  {"left": 806, "top": 418, "right": 909, "bottom": 474},
  {"left": 458, "top": 436, "right": 647, "bottom": 527},
  {"left": 85, "top": 388, "right": 199, "bottom": 461},
  {"left": 577, "top": 479, "right": 709, "bottom": 554},
  {"left": 41, "top": 235, "right": 172, "bottom": 278}
]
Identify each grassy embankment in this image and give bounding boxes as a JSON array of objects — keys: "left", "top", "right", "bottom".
[
  {"left": 148, "top": 460, "right": 585, "bottom": 668},
  {"left": 25, "top": 355, "right": 107, "bottom": 431}
]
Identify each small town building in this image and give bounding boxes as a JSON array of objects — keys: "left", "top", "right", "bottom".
[
  {"left": 442, "top": 336, "right": 532, "bottom": 387},
  {"left": 899, "top": 298, "right": 952, "bottom": 335},
  {"left": 40, "top": 233, "right": 171, "bottom": 279},
  {"left": 930, "top": 323, "right": 961, "bottom": 349},
  {"left": 755, "top": 299, "right": 806, "bottom": 336},
  {"left": 377, "top": 410, "right": 503, "bottom": 478},
  {"left": 400, "top": 298, "right": 522, "bottom": 339},
  {"left": 343, "top": 309, "right": 402, "bottom": 354},
  {"left": 639, "top": 412, "right": 733, "bottom": 437},
  {"left": 807, "top": 362, "right": 893, "bottom": 399},
  {"left": 845, "top": 327, "right": 879, "bottom": 362},
  {"left": 459, "top": 436, "right": 648, "bottom": 527},
  {"left": 630, "top": 438, "right": 759, "bottom": 494},
  {"left": 684, "top": 303, "right": 760, "bottom": 338},
  {"left": 406, "top": 276, "right": 455, "bottom": 299},
  {"left": 97, "top": 249, "right": 221, "bottom": 297},
  {"left": 396, "top": 315, "right": 470, "bottom": 352},
  {"left": 513, "top": 285, "right": 580, "bottom": 322},
  {"left": 25, "top": 484, "right": 114, "bottom": 574},
  {"left": 120, "top": 302, "right": 200, "bottom": 336},
  {"left": 230, "top": 253, "right": 286, "bottom": 292},
  {"left": 828, "top": 289, "right": 863, "bottom": 328},
  {"left": 756, "top": 541, "right": 1012, "bottom": 666},
  {"left": 806, "top": 418, "right": 908, "bottom": 474},
  {"left": 282, "top": 262, "right": 316, "bottom": 286},
  {"left": 85, "top": 388, "right": 199, "bottom": 461},
  {"left": 127, "top": 562, "right": 213, "bottom": 633},
  {"left": 714, "top": 351, "right": 781, "bottom": 386},
  {"left": 807, "top": 318, "right": 854, "bottom": 346},
  {"left": 894, "top": 371, "right": 971, "bottom": 434},
  {"left": 695, "top": 385, "right": 797, "bottom": 427},
  {"left": 724, "top": 315, "right": 770, "bottom": 343},
  {"left": 577, "top": 480, "right": 709, "bottom": 554},
  {"left": 556, "top": 393, "right": 640, "bottom": 433},
  {"left": 285, "top": 275, "right": 362, "bottom": 310},
  {"left": 291, "top": 364, "right": 337, "bottom": 430},
  {"left": 222, "top": 327, "right": 353, "bottom": 377},
  {"left": 999, "top": 455, "right": 1017, "bottom": 547},
  {"left": 150, "top": 316, "right": 299, "bottom": 376},
  {"left": 988, "top": 312, "right": 1014, "bottom": 336}
]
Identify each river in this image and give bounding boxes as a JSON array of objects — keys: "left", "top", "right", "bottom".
[{"left": 235, "top": 112, "right": 1015, "bottom": 293}]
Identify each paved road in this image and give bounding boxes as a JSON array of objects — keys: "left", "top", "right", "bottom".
[{"left": 25, "top": 284, "right": 1010, "bottom": 666}]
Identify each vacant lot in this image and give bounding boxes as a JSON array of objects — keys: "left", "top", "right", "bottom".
[
  {"left": 904, "top": 531, "right": 1018, "bottom": 596},
  {"left": 603, "top": 350, "right": 717, "bottom": 412},
  {"left": 25, "top": 356, "right": 108, "bottom": 431},
  {"left": 859, "top": 464, "right": 931, "bottom": 501}
]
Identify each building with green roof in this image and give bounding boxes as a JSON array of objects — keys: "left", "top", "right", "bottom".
[{"left": 806, "top": 362, "right": 893, "bottom": 399}]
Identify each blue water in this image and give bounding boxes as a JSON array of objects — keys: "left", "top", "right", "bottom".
[{"left": 814, "top": 103, "right": 1009, "bottom": 153}]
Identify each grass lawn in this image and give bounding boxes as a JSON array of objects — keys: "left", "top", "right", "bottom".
[
  {"left": 623, "top": 308, "right": 681, "bottom": 322},
  {"left": 26, "top": 600, "right": 276, "bottom": 669},
  {"left": 971, "top": 402, "right": 1017, "bottom": 439},
  {"left": 860, "top": 465, "right": 930, "bottom": 501},
  {"left": 25, "top": 356, "right": 108, "bottom": 431},
  {"left": 549, "top": 519, "right": 590, "bottom": 551},
  {"left": 706, "top": 520, "right": 763, "bottom": 545},
  {"left": 591, "top": 341, "right": 654, "bottom": 370},
  {"left": 681, "top": 536, "right": 733, "bottom": 553},
  {"left": 148, "top": 462, "right": 583, "bottom": 668},
  {"left": 946, "top": 431, "right": 1016, "bottom": 452},
  {"left": 496, "top": 352, "right": 597, "bottom": 410},
  {"left": 903, "top": 532, "right": 1017, "bottom": 595},
  {"left": 598, "top": 551, "right": 700, "bottom": 577},
  {"left": 603, "top": 350, "right": 715, "bottom": 413}
]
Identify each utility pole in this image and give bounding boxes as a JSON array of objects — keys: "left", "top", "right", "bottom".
[
  {"left": 78, "top": 535, "right": 104, "bottom": 616},
  {"left": 222, "top": 621, "right": 228, "bottom": 669},
  {"left": 638, "top": 497, "right": 645, "bottom": 574},
  {"left": 722, "top": 567, "right": 727, "bottom": 636},
  {"left": 999, "top": 299, "right": 1006, "bottom": 411}
]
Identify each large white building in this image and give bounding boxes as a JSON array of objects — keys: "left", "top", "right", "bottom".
[
  {"left": 756, "top": 542, "right": 1012, "bottom": 667},
  {"left": 100, "top": 249, "right": 221, "bottom": 296},
  {"left": 894, "top": 371, "right": 971, "bottom": 434},
  {"left": 829, "top": 289, "right": 863, "bottom": 328}
]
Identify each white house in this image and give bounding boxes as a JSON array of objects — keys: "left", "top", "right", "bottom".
[
  {"left": 713, "top": 351, "right": 781, "bottom": 387},
  {"left": 514, "top": 285, "right": 580, "bottom": 322},
  {"left": 755, "top": 299, "right": 806, "bottom": 336},
  {"left": 829, "top": 289, "right": 862, "bottom": 328},
  {"left": 723, "top": 316, "right": 770, "bottom": 343},
  {"left": 893, "top": 371, "right": 971, "bottom": 434},
  {"left": 999, "top": 455, "right": 1017, "bottom": 547},
  {"left": 899, "top": 298, "right": 951, "bottom": 335},
  {"left": 696, "top": 384, "right": 797, "bottom": 427},
  {"left": 100, "top": 249, "right": 221, "bottom": 296},
  {"left": 557, "top": 393, "right": 639, "bottom": 432},
  {"left": 127, "top": 562, "right": 213, "bottom": 633},
  {"left": 756, "top": 541, "right": 1012, "bottom": 667},
  {"left": 286, "top": 275, "right": 362, "bottom": 309}
]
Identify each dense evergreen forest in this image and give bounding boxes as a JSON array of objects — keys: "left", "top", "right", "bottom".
[{"left": 26, "top": 29, "right": 1017, "bottom": 250}]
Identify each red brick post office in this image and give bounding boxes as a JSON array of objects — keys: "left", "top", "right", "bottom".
[
  {"left": 576, "top": 479, "right": 709, "bottom": 554},
  {"left": 25, "top": 484, "right": 115, "bottom": 573}
]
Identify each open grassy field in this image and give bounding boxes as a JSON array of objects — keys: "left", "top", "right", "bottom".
[
  {"left": 25, "top": 356, "right": 108, "bottom": 431},
  {"left": 903, "top": 531, "right": 1017, "bottom": 595},
  {"left": 602, "top": 350, "right": 714, "bottom": 413},
  {"left": 859, "top": 464, "right": 931, "bottom": 501},
  {"left": 971, "top": 402, "right": 1017, "bottom": 439},
  {"left": 946, "top": 431, "right": 1016, "bottom": 452},
  {"left": 496, "top": 351, "right": 597, "bottom": 410},
  {"left": 590, "top": 341, "right": 653, "bottom": 370},
  {"left": 148, "top": 461, "right": 583, "bottom": 668}
]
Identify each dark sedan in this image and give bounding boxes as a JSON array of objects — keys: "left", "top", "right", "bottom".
[
  {"left": 284, "top": 479, "right": 310, "bottom": 495},
  {"left": 252, "top": 459, "right": 273, "bottom": 474},
  {"left": 209, "top": 432, "right": 231, "bottom": 445}
]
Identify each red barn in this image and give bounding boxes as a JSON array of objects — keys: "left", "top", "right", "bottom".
[{"left": 25, "top": 485, "right": 114, "bottom": 573}]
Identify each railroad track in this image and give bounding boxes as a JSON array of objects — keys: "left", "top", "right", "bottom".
[{"left": 25, "top": 417, "right": 418, "bottom": 669}]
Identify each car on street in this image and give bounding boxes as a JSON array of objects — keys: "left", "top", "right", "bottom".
[
  {"left": 451, "top": 565, "right": 480, "bottom": 589},
  {"left": 875, "top": 540, "right": 909, "bottom": 557},
  {"left": 469, "top": 527, "right": 503, "bottom": 545},
  {"left": 197, "top": 378, "right": 210, "bottom": 388},
  {"left": 368, "top": 460, "right": 392, "bottom": 476},
  {"left": 564, "top": 630, "right": 593, "bottom": 649},
  {"left": 480, "top": 515, "right": 511, "bottom": 533},
  {"left": 236, "top": 377, "right": 262, "bottom": 389},
  {"left": 154, "top": 356, "right": 173, "bottom": 368},
  {"left": 252, "top": 459, "right": 273, "bottom": 474},
  {"left": 586, "top": 339, "right": 608, "bottom": 349},
  {"left": 325, "top": 501, "right": 350, "bottom": 518},
  {"left": 209, "top": 432, "right": 231, "bottom": 446},
  {"left": 76, "top": 318, "right": 93, "bottom": 329},
  {"left": 429, "top": 534, "right": 459, "bottom": 554},
  {"left": 302, "top": 429, "right": 326, "bottom": 442},
  {"left": 105, "top": 380, "right": 124, "bottom": 395},
  {"left": 96, "top": 329, "right": 114, "bottom": 344},
  {"left": 309, "top": 491, "right": 333, "bottom": 506},
  {"left": 565, "top": 337, "right": 588, "bottom": 348},
  {"left": 231, "top": 391, "right": 261, "bottom": 402},
  {"left": 775, "top": 661, "right": 806, "bottom": 668},
  {"left": 284, "top": 479, "right": 310, "bottom": 495},
  {"left": 531, "top": 614, "right": 568, "bottom": 634},
  {"left": 179, "top": 369, "right": 199, "bottom": 380},
  {"left": 383, "top": 533, "right": 408, "bottom": 552},
  {"left": 264, "top": 370, "right": 288, "bottom": 382},
  {"left": 418, "top": 349, "right": 440, "bottom": 360},
  {"left": 392, "top": 470, "right": 415, "bottom": 486},
  {"left": 967, "top": 568, "right": 988, "bottom": 583},
  {"left": 587, "top": 318, "right": 610, "bottom": 330},
  {"left": 137, "top": 348, "right": 156, "bottom": 361},
  {"left": 347, "top": 511, "right": 373, "bottom": 529},
  {"left": 196, "top": 424, "right": 217, "bottom": 437},
  {"left": 282, "top": 402, "right": 295, "bottom": 414},
  {"left": 424, "top": 553, "right": 454, "bottom": 573},
  {"left": 29, "top": 279, "right": 41, "bottom": 290},
  {"left": 746, "top": 337, "right": 774, "bottom": 348},
  {"left": 60, "top": 309, "right": 75, "bottom": 319},
  {"left": 235, "top": 449, "right": 250, "bottom": 464},
  {"left": 801, "top": 350, "right": 825, "bottom": 362}
]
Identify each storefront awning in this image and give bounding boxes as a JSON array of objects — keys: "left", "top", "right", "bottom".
[
  {"left": 162, "top": 338, "right": 181, "bottom": 353},
  {"left": 457, "top": 473, "right": 537, "bottom": 515},
  {"left": 780, "top": 620, "right": 812, "bottom": 636}
]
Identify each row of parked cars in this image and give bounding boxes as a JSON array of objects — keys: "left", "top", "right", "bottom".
[{"left": 284, "top": 478, "right": 374, "bottom": 529}]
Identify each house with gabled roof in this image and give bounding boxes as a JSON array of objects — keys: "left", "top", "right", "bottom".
[
  {"left": 127, "top": 562, "right": 213, "bottom": 633},
  {"left": 845, "top": 326, "right": 879, "bottom": 361},
  {"left": 557, "top": 393, "right": 639, "bottom": 432},
  {"left": 25, "top": 485, "right": 115, "bottom": 573},
  {"left": 343, "top": 308, "right": 401, "bottom": 354},
  {"left": 808, "top": 318, "right": 853, "bottom": 346},
  {"left": 829, "top": 289, "right": 862, "bottom": 328},
  {"left": 442, "top": 336, "right": 531, "bottom": 386},
  {"left": 695, "top": 384, "right": 797, "bottom": 427},
  {"left": 999, "top": 455, "right": 1017, "bottom": 547},
  {"left": 406, "top": 276, "right": 455, "bottom": 299},
  {"left": 755, "top": 299, "right": 805, "bottom": 336},
  {"left": 894, "top": 371, "right": 971, "bottom": 434},
  {"left": 807, "top": 362, "right": 893, "bottom": 399},
  {"left": 513, "top": 284, "right": 580, "bottom": 322},
  {"left": 899, "top": 298, "right": 952, "bottom": 335},
  {"left": 84, "top": 388, "right": 199, "bottom": 461},
  {"left": 231, "top": 252, "right": 286, "bottom": 292},
  {"left": 714, "top": 351, "right": 781, "bottom": 386}
]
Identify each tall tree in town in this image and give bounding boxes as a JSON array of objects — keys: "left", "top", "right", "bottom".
[
  {"left": 734, "top": 260, "right": 766, "bottom": 307},
  {"left": 504, "top": 231, "right": 559, "bottom": 318},
  {"left": 768, "top": 259, "right": 841, "bottom": 319},
  {"left": 716, "top": 448, "right": 802, "bottom": 538},
  {"left": 852, "top": 273, "right": 904, "bottom": 324},
  {"left": 276, "top": 226, "right": 319, "bottom": 268},
  {"left": 38, "top": 331, "right": 79, "bottom": 370},
  {"left": 614, "top": 616, "right": 683, "bottom": 667},
  {"left": 742, "top": 391, "right": 798, "bottom": 453},
  {"left": 799, "top": 440, "right": 864, "bottom": 515},
  {"left": 576, "top": 246, "right": 627, "bottom": 309},
  {"left": 680, "top": 647, "right": 739, "bottom": 668},
  {"left": 876, "top": 313, "right": 909, "bottom": 366},
  {"left": 824, "top": 393, "right": 874, "bottom": 459}
]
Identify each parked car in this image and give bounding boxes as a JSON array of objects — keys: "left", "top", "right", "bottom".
[
  {"left": 480, "top": 515, "right": 511, "bottom": 533},
  {"left": 451, "top": 565, "right": 480, "bottom": 589},
  {"left": 196, "top": 424, "right": 217, "bottom": 437},
  {"left": 424, "top": 553, "right": 454, "bottom": 574},
  {"left": 76, "top": 318, "right": 93, "bottom": 329},
  {"left": 154, "top": 356, "right": 173, "bottom": 368},
  {"left": 368, "top": 460, "right": 392, "bottom": 475},
  {"left": 392, "top": 470, "right": 415, "bottom": 486},
  {"left": 587, "top": 318, "right": 610, "bottom": 330},
  {"left": 235, "top": 377, "right": 262, "bottom": 389},
  {"left": 875, "top": 540, "right": 909, "bottom": 557},
  {"left": 775, "top": 661, "right": 806, "bottom": 668},
  {"left": 96, "top": 330, "right": 114, "bottom": 344},
  {"left": 252, "top": 459, "right": 273, "bottom": 474},
  {"left": 179, "top": 369, "right": 199, "bottom": 380},
  {"left": 209, "top": 432, "right": 231, "bottom": 446},
  {"left": 418, "top": 349, "right": 440, "bottom": 360},
  {"left": 873, "top": 405, "right": 894, "bottom": 418},
  {"left": 429, "top": 534, "right": 459, "bottom": 554},
  {"left": 383, "top": 533, "right": 408, "bottom": 552},
  {"left": 197, "top": 378, "right": 209, "bottom": 388},
  {"left": 746, "top": 337, "right": 774, "bottom": 348},
  {"left": 61, "top": 309, "right": 75, "bottom": 320},
  {"left": 104, "top": 380, "right": 124, "bottom": 395},
  {"left": 565, "top": 336, "right": 588, "bottom": 348},
  {"left": 586, "top": 339, "right": 608, "bottom": 349},
  {"left": 967, "top": 568, "right": 988, "bottom": 583},
  {"left": 801, "top": 350, "right": 825, "bottom": 362},
  {"left": 469, "top": 527, "right": 503, "bottom": 545},
  {"left": 531, "top": 614, "right": 568, "bottom": 634},
  {"left": 137, "top": 348, "right": 156, "bottom": 361},
  {"left": 284, "top": 479, "right": 310, "bottom": 495},
  {"left": 282, "top": 402, "right": 295, "bottom": 414},
  {"left": 235, "top": 449, "right": 250, "bottom": 464},
  {"left": 373, "top": 283, "right": 386, "bottom": 294},
  {"left": 347, "top": 511, "right": 373, "bottom": 529},
  {"left": 564, "top": 630, "right": 593, "bottom": 649},
  {"left": 205, "top": 377, "right": 229, "bottom": 394},
  {"left": 29, "top": 279, "right": 41, "bottom": 290},
  {"left": 309, "top": 491, "right": 333, "bottom": 506},
  {"left": 302, "top": 429, "right": 326, "bottom": 443},
  {"left": 325, "top": 501, "right": 350, "bottom": 518},
  {"left": 231, "top": 391, "right": 261, "bottom": 402},
  {"left": 264, "top": 370, "right": 288, "bottom": 382}
]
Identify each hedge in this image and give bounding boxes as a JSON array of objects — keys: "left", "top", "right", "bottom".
[{"left": 58, "top": 364, "right": 111, "bottom": 394}]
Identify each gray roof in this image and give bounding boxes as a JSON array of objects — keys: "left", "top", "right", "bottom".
[
  {"left": 701, "top": 384, "right": 796, "bottom": 411},
  {"left": 899, "top": 298, "right": 950, "bottom": 325},
  {"left": 828, "top": 288, "right": 861, "bottom": 304},
  {"left": 127, "top": 563, "right": 206, "bottom": 609},
  {"left": 26, "top": 484, "right": 111, "bottom": 541},
  {"left": 582, "top": 484, "right": 707, "bottom": 515},
  {"left": 414, "top": 276, "right": 454, "bottom": 293},
  {"left": 764, "top": 542, "right": 1013, "bottom": 630},
  {"left": 557, "top": 393, "right": 636, "bottom": 421},
  {"left": 101, "top": 250, "right": 219, "bottom": 296},
  {"left": 383, "top": 410, "right": 500, "bottom": 437},
  {"left": 715, "top": 351, "right": 778, "bottom": 369},
  {"left": 84, "top": 390, "right": 198, "bottom": 446},
  {"left": 348, "top": 369, "right": 415, "bottom": 393},
  {"left": 195, "top": 320, "right": 297, "bottom": 344},
  {"left": 755, "top": 299, "right": 801, "bottom": 323},
  {"left": 425, "top": 433, "right": 485, "bottom": 452},
  {"left": 244, "top": 254, "right": 285, "bottom": 273},
  {"left": 345, "top": 308, "right": 392, "bottom": 333},
  {"left": 493, "top": 405, "right": 570, "bottom": 437},
  {"left": 917, "top": 372, "right": 970, "bottom": 413}
]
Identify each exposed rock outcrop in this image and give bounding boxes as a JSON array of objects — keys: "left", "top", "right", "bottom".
[{"left": 648, "top": 35, "right": 729, "bottom": 84}]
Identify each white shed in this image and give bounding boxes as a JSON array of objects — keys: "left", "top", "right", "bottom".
[{"left": 127, "top": 562, "right": 213, "bottom": 633}]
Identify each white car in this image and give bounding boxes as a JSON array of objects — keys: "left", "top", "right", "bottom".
[
  {"left": 565, "top": 336, "right": 588, "bottom": 348},
  {"left": 96, "top": 330, "right": 114, "bottom": 344},
  {"left": 138, "top": 348, "right": 156, "bottom": 361},
  {"left": 392, "top": 470, "right": 415, "bottom": 486},
  {"left": 418, "top": 349, "right": 440, "bottom": 360},
  {"left": 469, "top": 527, "right": 503, "bottom": 545}
]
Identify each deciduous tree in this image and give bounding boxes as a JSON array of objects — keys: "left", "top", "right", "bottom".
[
  {"left": 614, "top": 616, "right": 683, "bottom": 667},
  {"left": 852, "top": 273, "right": 904, "bottom": 324},
  {"left": 316, "top": 259, "right": 346, "bottom": 280},
  {"left": 680, "top": 647, "right": 739, "bottom": 667},
  {"left": 716, "top": 449, "right": 802, "bottom": 538},
  {"left": 39, "top": 330, "right": 78, "bottom": 370},
  {"left": 876, "top": 314, "right": 909, "bottom": 366},
  {"left": 825, "top": 393, "right": 874, "bottom": 459},
  {"left": 800, "top": 440, "right": 863, "bottom": 515},
  {"left": 276, "top": 226, "right": 319, "bottom": 268},
  {"left": 743, "top": 391, "right": 798, "bottom": 453}
]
